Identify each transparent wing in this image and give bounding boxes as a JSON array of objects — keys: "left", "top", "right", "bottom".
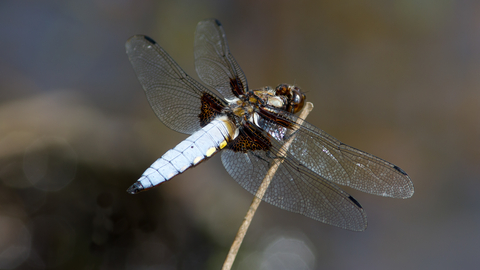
[
  {"left": 126, "top": 35, "right": 225, "bottom": 134},
  {"left": 259, "top": 108, "right": 414, "bottom": 198},
  {"left": 194, "top": 19, "right": 248, "bottom": 99},
  {"left": 221, "top": 149, "right": 367, "bottom": 231}
]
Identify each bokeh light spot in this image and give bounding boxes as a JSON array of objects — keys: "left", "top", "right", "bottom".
[{"left": 23, "top": 136, "right": 77, "bottom": 192}]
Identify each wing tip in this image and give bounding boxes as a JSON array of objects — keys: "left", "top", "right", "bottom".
[
  {"left": 143, "top": 35, "right": 157, "bottom": 45},
  {"left": 126, "top": 35, "right": 156, "bottom": 46},
  {"left": 199, "top": 18, "right": 222, "bottom": 27},
  {"left": 126, "top": 35, "right": 156, "bottom": 53},
  {"left": 392, "top": 165, "right": 415, "bottom": 198},
  {"left": 403, "top": 186, "right": 415, "bottom": 198},
  {"left": 348, "top": 195, "right": 363, "bottom": 209},
  {"left": 351, "top": 223, "right": 368, "bottom": 232},
  {"left": 393, "top": 165, "right": 408, "bottom": 176}
]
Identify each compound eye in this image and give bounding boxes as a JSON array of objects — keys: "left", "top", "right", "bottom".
[{"left": 290, "top": 88, "right": 306, "bottom": 114}]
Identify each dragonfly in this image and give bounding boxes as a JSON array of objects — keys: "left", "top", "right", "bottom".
[{"left": 125, "top": 19, "right": 414, "bottom": 231}]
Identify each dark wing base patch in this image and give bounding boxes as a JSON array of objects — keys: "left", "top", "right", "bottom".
[
  {"left": 199, "top": 92, "right": 226, "bottom": 127},
  {"left": 228, "top": 122, "right": 271, "bottom": 152}
]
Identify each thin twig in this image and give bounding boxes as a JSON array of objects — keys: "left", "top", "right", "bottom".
[{"left": 222, "top": 102, "right": 314, "bottom": 270}]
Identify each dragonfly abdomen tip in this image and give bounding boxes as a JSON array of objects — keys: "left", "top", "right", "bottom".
[{"left": 127, "top": 182, "right": 144, "bottom": 194}]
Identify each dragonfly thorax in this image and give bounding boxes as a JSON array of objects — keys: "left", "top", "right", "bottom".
[{"left": 251, "top": 84, "right": 306, "bottom": 114}]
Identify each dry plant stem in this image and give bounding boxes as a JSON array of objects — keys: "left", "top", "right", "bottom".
[{"left": 222, "top": 102, "right": 314, "bottom": 270}]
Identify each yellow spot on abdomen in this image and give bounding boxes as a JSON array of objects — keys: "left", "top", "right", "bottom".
[
  {"left": 193, "top": 156, "right": 203, "bottom": 165},
  {"left": 219, "top": 140, "right": 227, "bottom": 149},
  {"left": 206, "top": 147, "right": 216, "bottom": 157}
]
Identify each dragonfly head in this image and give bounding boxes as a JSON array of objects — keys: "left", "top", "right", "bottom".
[{"left": 275, "top": 84, "right": 306, "bottom": 114}]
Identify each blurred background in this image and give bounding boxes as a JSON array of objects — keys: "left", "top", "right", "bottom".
[{"left": 1, "top": 0, "right": 479, "bottom": 269}]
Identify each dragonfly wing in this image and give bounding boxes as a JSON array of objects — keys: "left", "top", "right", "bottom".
[
  {"left": 194, "top": 19, "right": 248, "bottom": 99},
  {"left": 126, "top": 35, "right": 226, "bottom": 134},
  {"left": 257, "top": 108, "right": 414, "bottom": 198},
  {"left": 221, "top": 148, "right": 367, "bottom": 231}
]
